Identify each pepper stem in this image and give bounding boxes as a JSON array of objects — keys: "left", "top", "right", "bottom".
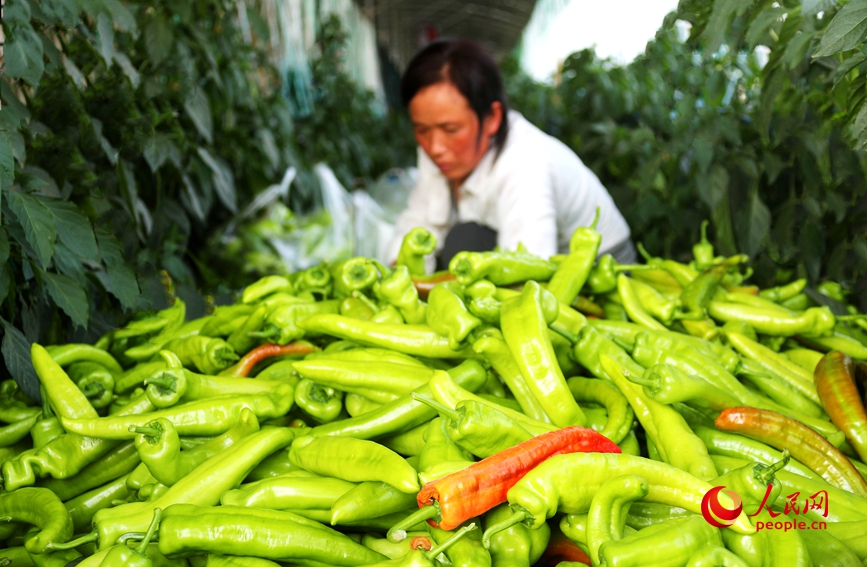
[
  {"left": 549, "top": 324, "right": 579, "bottom": 344},
  {"left": 47, "top": 531, "right": 98, "bottom": 550},
  {"left": 40, "top": 385, "right": 53, "bottom": 419},
  {"left": 625, "top": 371, "right": 657, "bottom": 388},
  {"left": 370, "top": 259, "right": 393, "bottom": 279},
  {"left": 144, "top": 374, "right": 175, "bottom": 390},
  {"left": 637, "top": 242, "right": 653, "bottom": 263},
  {"left": 80, "top": 383, "right": 104, "bottom": 399},
  {"left": 216, "top": 349, "right": 240, "bottom": 363},
  {"left": 386, "top": 505, "right": 440, "bottom": 542},
  {"left": 352, "top": 291, "right": 381, "bottom": 314},
  {"left": 248, "top": 327, "right": 280, "bottom": 339},
  {"left": 1, "top": 558, "right": 11, "bottom": 566},
  {"left": 482, "top": 510, "right": 528, "bottom": 549},
  {"left": 117, "top": 532, "right": 147, "bottom": 544},
  {"left": 700, "top": 220, "right": 709, "bottom": 244},
  {"left": 425, "top": 523, "right": 478, "bottom": 560},
  {"left": 838, "top": 314, "right": 867, "bottom": 322},
  {"left": 758, "top": 449, "right": 790, "bottom": 485},
  {"left": 136, "top": 508, "right": 162, "bottom": 555},
  {"left": 614, "top": 264, "right": 656, "bottom": 272},
  {"left": 129, "top": 425, "right": 161, "bottom": 437},
  {"left": 411, "top": 393, "right": 461, "bottom": 421}
]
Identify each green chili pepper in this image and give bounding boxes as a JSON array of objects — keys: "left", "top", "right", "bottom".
[
  {"left": 61, "top": 384, "right": 293, "bottom": 440},
  {"left": 35, "top": 440, "right": 138, "bottom": 502},
  {"left": 97, "top": 508, "right": 160, "bottom": 567},
  {"left": 708, "top": 302, "right": 837, "bottom": 337},
  {"left": 251, "top": 301, "right": 341, "bottom": 345},
  {"left": 339, "top": 296, "right": 376, "bottom": 320},
  {"left": 199, "top": 304, "right": 257, "bottom": 338},
  {"left": 298, "top": 314, "right": 478, "bottom": 358},
  {"left": 242, "top": 275, "right": 295, "bottom": 304},
  {"left": 346, "top": 522, "right": 479, "bottom": 567},
  {"left": 823, "top": 520, "right": 867, "bottom": 561},
  {"left": 397, "top": 227, "right": 437, "bottom": 276},
  {"left": 31, "top": 344, "right": 98, "bottom": 421},
  {"left": 692, "top": 221, "right": 716, "bottom": 268},
  {"left": 483, "top": 503, "right": 548, "bottom": 567},
  {"left": 221, "top": 475, "right": 356, "bottom": 510},
  {"left": 427, "top": 521, "right": 491, "bottom": 567},
  {"left": 331, "top": 257, "right": 380, "bottom": 298},
  {"left": 305, "top": 346, "right": 427, "bottom": 368},
  {"left": 603, "top": 516, "right": 724, "bottom": 567},
  {"left": 0, "top": 488, "right": 73, "bottom": 557},
  {"left": 65, "top": 362, "right": 114, "bottom": 410},
  {"left": 289, "top": 435, "right": 419, "bottom": 493},
  {"left": 373, "top": 265, "right": 428, "bottom": 324},
  {"left": 87, "top": 426, "right": 301, "bottom": 549},
  {"left": 0, "top": 413, "right": 39, "bottom": 449},
  {"left": 737, "top": 359, "right": 826, "bottom": 418},
  {"left": 206, "top": 555, "right": 281, "bottom": 567},
  {"left": 161, "top": 336, "right": 239, "bottom": 375},
  {"left": 425, "top": 282, "right": 481, "bottom": 350},
  {"left": 472, "top": 330, "right": 550, "bottom": 423},
  {"left": 64, "top": 474, "right": 131, "bottom": 533},
  {"left": 617, "top": 275, "right": 668, "bottom": 330},
  {"left": 308, "top": 361, "right": 487, "bottom": 439},
  {"left": 500, "top": 281, "right": 586, "bottom": 427},
  {"left": 44, "top": 344, "right": 123, "bottom": 376},
  {"left": 345, "top": 393, "right": 382, "bottom": 417},
  {"left": 449, "top": 248, "right": 557, "bottom": 287},
  {"left": 417, "top": 417, "right": 473, "bottom": 474},
  {"left": 679, "top": 257, "right": 745, "bottom": 320},
  {"left": 566, "top": 377, "right": 634, "bottom": 444},
  {"left": 491, "top": 452, "right": 754, "bottom": 536},
  {"left": 546, "top": 208, "right": 602, "bottom": 305},
  {"left": 331, "top": 480, "right": 420, "bottom": 526},
  {"left": 800, "top": 529, "right": 864, "bottom": 567},
  {"left": 595, "top": 350, "right": 718, "bottom": 481},
  {"left": 293, "top": 264, "right": 333, "bottom": 296},
  {"left": 586, "top": 474, "right": 650, "bottom": 565},
  {"left": 124, "top": 299, "right": 187, "bottom": 361},
  {"left": 798, "top": 332, "right": 867, "bottom": 360},
  {"left": 292, "top": 359, "right": 434, "bottom": 404},
  {"left": 294, "top": 380, "right": 343, "bottom": 423}
]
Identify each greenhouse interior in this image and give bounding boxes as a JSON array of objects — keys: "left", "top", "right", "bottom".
[{"left": 1, "top": 0, "right": 867, "bottom": 565}]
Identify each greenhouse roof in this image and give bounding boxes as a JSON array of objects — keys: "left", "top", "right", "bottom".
[{"left": 365, "top": 0, "right": 538, "bottom": 68}]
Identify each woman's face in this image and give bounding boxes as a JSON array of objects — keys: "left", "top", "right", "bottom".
[{"left": 409, "top": 81, "right": 502, "bottom": 187}]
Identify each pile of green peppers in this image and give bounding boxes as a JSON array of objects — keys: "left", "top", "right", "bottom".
[{"left": 2, "top": 222, "right": 867, "bottom": 567}]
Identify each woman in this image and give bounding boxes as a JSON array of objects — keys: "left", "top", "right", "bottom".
[{"left": 385, "top": 38, "right": 636, "bottom": 272}]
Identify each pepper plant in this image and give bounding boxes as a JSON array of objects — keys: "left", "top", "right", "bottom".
[{"left": 505, "top": 0, "right": 867, "bottom": 309}]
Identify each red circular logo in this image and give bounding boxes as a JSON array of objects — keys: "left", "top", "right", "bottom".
[{"left": 701, "top": 486, "right": 743, "bottom": 528}]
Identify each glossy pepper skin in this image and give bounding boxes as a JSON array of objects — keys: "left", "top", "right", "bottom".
[
  {"left": 616, "top": 275, "right": 667, "bottom": 331},
  {"left": 397, "top": 227, "right": 437, "bottom": 276},
  {"left": 330, "top": 479, "right": 419, "bottom": 526},
  {"left": 374, "top": 265, "right": 427, "bottom": 324},
  {"left": 93, "top": 426, "right": 301, "bottom": 549},
  {"left": 253, "top": 300, "right": 341, "bottom": 345},
  {"left": 0, "top": 488, "right": 72, "bottom": 555},
  {"left": 546, "top": 208, "right": 602, "bottom": 306},
  {"left": 630, "top": 363, "right": 741, "bottom": 410},
  {"left": 600, "top": 516, "right": 723, "bottom": 567},
  {"left": 308, "top": 362, "right": 488, "bottom": 439},
  {"left": 585, "top": 474, "right": 650, "bottom": 565},
  {"left": 464, "top": 280, "right": 501, "bottom": 324},
  {"left": 289, "top": 435, "right": 419, "bottom": 493},
  {"left": 708, "top": 302, "right": 836, "bottom": 337},
  {"left": 64, "top": 474, "right": 131, "bottom": 533},
  {"left": 425, "top": 282, "right": 481, "bottom": 350},
  {"left": 498, "top": 452, "right": 754, "bottom": 534},
  {"left": 124, "top": 299, "right": 187, "bottom": 361},
  {"left": 389, "top": 426, "right": 621, "bottom": 538},
  {"left": 221, "top": 475, "right": 356, "bottom": 510},
  {"left": 242, "top": 275, "right": 295, "bottom": 304},
  {"left": 566, "top": 377, "right": 634, "bottom": 445},
  {"left": 814, "top": 351, "right": 867, "bottom": 462},
  {"left": 485, "top": 503, "right": 549, "bottom": 567},
  {"left": 35, "top": 440, "right": 139, "bottom": 502},
  {"left": 413, "top": 395, "right": 531, "bottom": 459},
  {"left": 295, "top": 380, "right": 344, "bottom": 423},
  {"left": 162, "top": 336, "right": 239, "bottom": 375},
  {"left": 45, "top": 344, "right": 123, "bottom": 375},
  {"left": 32, "top": 344, "right": 99, "bottom": 421},
  {"left": 501, "top": 281, "right": 586, "bottom": 427},
  {"left": 292, "top": 359, "right": 433, "bottom": 404},
  {"left": 417, "top": 417, "right": 474, "bottom": 479},
  {"left": 427, "top": 521, "right": 491, "bottom": 567},
  {"left": 362, "top": 523, "right": 478, "bottom": 567},
  {"left": 156, "top": 504, "right": 387, "bottom": 565},
  {"left": 715, "top": 406, "right": 867, "bottom": 497},
  {"left": 448, "top": 247, "right": 558, "bottom": 287},
  {"left": 68, "top": 362, "right": 115, "bottom": 410},
  {"left": 97, "top": 508, "right": 161, "bottom": 567}
]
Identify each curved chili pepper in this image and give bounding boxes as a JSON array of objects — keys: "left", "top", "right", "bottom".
[
  {"left": 616, "top": 275, "right": 668, "bottom": 330},
  {"left": 449, "top": 249, "right": 557, "bottom": 287},
  {"left": 411, "top": 270, "right": 455, "bottom": 300},
  {"left": 292, "top": 359, "right": 433, "bottom": 404},
  {"left": 331, "top": 479, "right": 419, "bottom": 526},
  {"left": 0, "top": 488, "right": 72, "bottom": 555},
  {"left": 199, "top": 304, "right": 257, "bottom": 338},
  {"left": 585, "top": 474, "right": 649, "bottom": 565},
  {"left": 44, "top": 344, "right": 123, "bottom": 375},
  {"left": 485, "top": 502, "right": 550, "bottom": 567},
  {"left": 536, "top": 531, "right": 592, "bottom": 566},
  {"left": 161, "top": 335, "right": 239, "bottom": 375},
  {"left": 416, "top": 416, "right": 473, "bottom": 478},
  {"left": 601, "top": 516, "right": 723, "bottom": 567},
  {"left": 221, "top": 475, "right": 356, "bottom": 511},
  {"left": 501, "top": 281, "right": 586, "bottom": 427},
  {"left": 123, "top": 299, "right": 187, "bottom": 362},
  {"left": 294, "top": 380, "right": 343, "bottom": 423},
  {"left": 800, "top": 331, "right": 867, "bottom": 360},
  {"left": 373, "top": 265, "right": 428, "bottom": 324},
  {"left": 0, "top": 412, "right": 39, "bottom": 448},
  {"left": 241, "top": 275, "right": 295, "bottom": 304},
  {"left": 566, "top": 377, "right": 634, "bottom": 445},
  {"left": 67, "top": 361, "right": 114, "bottom": 410},
  {"left": 737, "top": 359, "right": 825, "bottom": 418},
  {"left": 361, "top": 523, "right": 478, "bottom": 567},
  {"left": 715, "top": 406, "right": 867, "bottom": 497},
  {"left": 219, "top": 341, "right": 318, "bottom": 377},
  {"left": 427, "top": 521, "right": 491, "bottom": 566},
  {"left": 36, "top": 440, "right": 139, "bottom": 502},
  {"left": 31, "top": 344, "right": 98, "bottom": 421},
  {"left": 814, "top": 351, "right": 867, "bottom": 463},
  {"left": 397, "top": 227, "right": 437, "bottom": 276},
  {"left": 297, "top": 314, "right": 478, "bottom": 358},
  {"left": 387, "top": 425, "right": 620, "bottom": 539},
  {"left": 362, "top": 532, "right": 432, "bottom": 560},
  {"left": 426, "top": 282, "right": 481, "bottom": 350},
  {"left": 293, "top": 263, "right": 332, "bottom": 295},
  {"left": 709, "top": 302, "right": 836, "bottom": 337},
  {"left": 546, "top": 208, "right": 601, "bottom": 306},
  {"left": 692, "top": 220, "right": 716, "bottom": 268},
  {"left": 289, "top": 435, "right": 419, "bottom": 493},
  {"left": 331, "top": 257, "right": 380, "bottom": 298}
]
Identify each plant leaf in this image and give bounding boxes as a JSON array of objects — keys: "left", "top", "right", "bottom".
[
  {"left": 113, "top": 53, "right": 141, "bottom": 88},
  {"left": 0, "top": 132, "right": 14, "bottom": 184},
  {"left": 814, "top": 0, "right": 867, "bottom": 57},
  {"left": 705, "top": 0, "right": 756, "bottom": 53},
  {"left": 0, "top": 264, "right": 11, "bottom": 303},
  {"left": 42, "top": 270, "right": 89, "bottom": 329},
  {"left": 802, "top": 0, "right": 837, "bottom": 17},
  {"left": 101, "top": 0, "right": 137, "bottom": 33},
  {"left": 36, "top": 0, "right": 79, "bottom": 27},
  {"left": 184, "top": 88, "right": 213, "bottom": 143},
  {"left": 38, "top": 198, "right": 100, "bottom": 261},
  {"left": 0, "top": 317, "right": 41, "bottom": 404},
  {"left": 197, "top": 148, "right": 237, "bottom": 213},
  {"left": 95, "top": 226, "right": 140, "bottom": 309},
  {"left": 746, "top": 7, "right": 787, "bottom": 49},
  {"left": 53, "top": 241, "right": 88, "bottom": 285},
  {"left": 783, "top": 31, "right": 818, "bottom": 69},
  {"left": 6, "top": 191, "right": 57, "bottom": 268},
  {"left": 4, "top": 22, "right": 45, "bottom": 86},
  {"left": 144, "top": 14, "right": 174, "bottom": 66},
  {"left": 97, "top": 12, "right": 116, "bottom": 67},
  {"left": 144, "top": 134, "right": 178, "bottom": 172}
]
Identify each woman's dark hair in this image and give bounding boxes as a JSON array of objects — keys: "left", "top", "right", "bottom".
[{"left": 401, "top": 38, "right": 509, "bottom": 152}]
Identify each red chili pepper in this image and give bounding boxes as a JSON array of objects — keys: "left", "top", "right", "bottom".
[
  {"left": 815, "top": 351, "right": 867, "bottom": 463},
  {"left": 387, "top": 426, "right": 621, "bottom": 538},
  {"left": 412, "top": 271, "right": 456, "bottom": 300},
  {"left": 219, "top": 341, "right": 319, "bottom": 377},
  {"left": 715, "top": 406, "right": 867, "bottom": 497},
  {"left": 537, "top": 532, "right": 592, "bottom": 566}
]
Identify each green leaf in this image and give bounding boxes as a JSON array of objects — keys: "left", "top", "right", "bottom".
[
  {"left": 144, "top": 134, "right": 179, "bottom": 172},
  {"left": 834, "top": 51, "right": 867, "bottom": 84},
  {"left": 0, "top": 229, "right": 9, "bottom": 265},
  {"left": 95, "top": 226, "right": 140, "bottom": 309},
  {"left": 42, "top": 270, "right": 89, "bottom": 329},
  {"left": 36, "top": 0, "right": 79, "bottom": 27},
  {"left": 184, "top": 88, "right": 213, "bottom": 143},
  {"left": 739, "top": 190, "right": 771, "bottom": 258},
  {"left": 38, "top": 198, "right": 100, "bottom": 261},
  {"left": 1, "top": 80, "right": 32, "bottom": 124},
  {"left": 783, "top": 31, "right": 818, "bottom": 69},
  {"left": 746, "top": 7, "right": 787, "bottom": 49},
  {"left": 705, "top": 0, "right": 756, "bottom": 53},
  {"left": 97, "top": 12, "right": 116, "bottom": 67},
  {"left": 5, "top": 0, "right": 32, "bottom": 23},
  {"left": 6, "top": 191, "right": 57, "bottom": 268},
  {"left": 802, "top": 0, "right": 836, "bottom": 17},
  {"left": 197, "top": 148, "right": 237, "bottom": 213},
  {"left": 101, "top": 0, "right": 137, "bottom": 33},
  {"left": 850, "top": 99, "right": 867, "bottom": 149},
  {"left": 113, "top": 53, "right": 141, "bottom": 88},
  {"left": 0, "top": 133, "right": 14, "bottom": 185},
  {"left": 91, "top": 118, "right": 119, "bottom": 165},
  {"left": 814, "top": 0, "right": 867, "bottom": 57},
  {"left": 52, "top": 241, "right": 88, "bottom": 285},
  {"left": 4, "top": 22, "right": 45, "bottom": 86},
  {"left": 0, "top": 317, "right": 41, "bottom": 403},
  {"left": 144, "top": 14, "right": 174, "bottom": 66},
  {"left": 0, "top": 264, "right": 11, "bottom": 303}
]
